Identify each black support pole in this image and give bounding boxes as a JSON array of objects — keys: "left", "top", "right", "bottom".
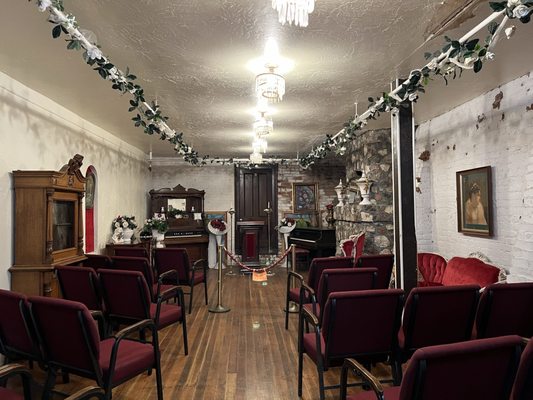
[{"left": 391, "top": 79, "right": 418, "bottom": 293}]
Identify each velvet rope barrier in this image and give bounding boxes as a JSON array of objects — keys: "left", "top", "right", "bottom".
[{"left": 223, "top": 245, "right": 293, "bottom": 272}]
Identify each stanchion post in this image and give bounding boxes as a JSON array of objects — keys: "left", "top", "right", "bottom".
[
  {"left": 286, "top": 244, "right": 299, "bottom": 313},
  {"left": 209, "top": 244, "right": 231, "bottom": 313}
]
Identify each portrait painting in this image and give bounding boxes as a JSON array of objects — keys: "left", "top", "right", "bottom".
[
  {"left": 456, "top": 166, "right": 493, "bottom": 236},
  {"left": 292, "top": 183, "right": 318, "bottom": 212}
]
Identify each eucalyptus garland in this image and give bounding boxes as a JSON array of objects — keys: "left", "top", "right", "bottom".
[{"left": 298, "top": 0, "right": 533, "bottom": 168}]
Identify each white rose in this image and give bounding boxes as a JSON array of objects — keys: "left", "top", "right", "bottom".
[
  {"left": 485, "top": 52, "right": 495, "bottom": 60},
  {"left": 408, "top": 93, "right": 418, "bottom": 102},
  {"left": 114, "top": 222, "right": 120, "bottom": 228},
  {"left": 513, "top": 4, "right": 530, "bottom": 18},
  {"left": 122, "top": 221, "right": 128, "bottom": 228},
  {"left": 87, "top": 46, "right": 103, "bottom": 60},
  {"left": 38, "top": 0, "right": 52, "bottom": 12},
  {"left": 507, "top": 0, "right": 521, "bottom": 7},
  {"left": 287, "top": 222, "right": 293, "bottom": 227}
]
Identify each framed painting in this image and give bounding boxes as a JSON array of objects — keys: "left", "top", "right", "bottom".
[
  {"left": 456, "top": 166, "right": 493, "bottom": 236},
  {"left": 283, "top": 212, "right": 318, "bottom": 228},
  {"left": 292, "top": 183, "right": 318, "bottom": 212},
  {"left": 205, "top": 211, "right": 227, "bottom": 222}
]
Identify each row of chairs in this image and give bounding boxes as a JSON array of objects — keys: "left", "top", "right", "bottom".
[
  {"left": 286, "top": 254, "right": 395, "bottom": 329},
  {"left": 0, "top": 289, "right": 164, "bottom": 400},
  {"left": 82, "top": 248, "right": 208, "bottom": 314},
  {"left": 341, "top": 335, "right": 533, "bottom": 400},
  {"left": 297, "top": 282, "right": 533, "bottom": 399}
]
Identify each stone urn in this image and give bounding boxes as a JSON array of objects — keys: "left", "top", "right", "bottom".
[
  {"left": 122, "top": 228, "right": 134, "bottom": 243},
  {"left": 355, "top": 171, "right": 374, "bottom": 205}
]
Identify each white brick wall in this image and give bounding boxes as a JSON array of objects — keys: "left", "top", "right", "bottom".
[{"left": 415, "top": 71, "right": 533, "bottom": 282}]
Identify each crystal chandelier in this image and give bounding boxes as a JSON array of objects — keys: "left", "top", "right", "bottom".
[
  {"left": 255, "top": 38, "right": 286, "bottom": 103},
  {"left": 250, "top": 151, "right": 263, "bottom": 164},
  {"left": 253, "top": 112, "right": 274, "bottom": 137},
  {"left": 253, "top": 136, "right": 268, "bottom": 154},
  {"left": 272, "top": 0, "right": 315, "bottom": 27}
]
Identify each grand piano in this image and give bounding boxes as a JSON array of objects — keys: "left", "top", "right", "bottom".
[{"left": 288, "top": 227, "right": 336, "bottom": 259}]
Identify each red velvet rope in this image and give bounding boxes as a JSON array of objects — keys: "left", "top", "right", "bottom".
[{"left": 223, "top": 246, "right": 293, "bottom": 272}]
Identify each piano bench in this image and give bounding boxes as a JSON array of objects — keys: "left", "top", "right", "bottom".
[{"left": 294, "top": 247, "right": 311, "bottom": 271}]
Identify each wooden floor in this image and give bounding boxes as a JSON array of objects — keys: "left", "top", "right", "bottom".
[{"left": 15, "top": 266, "right": 394, "bottom": 399}]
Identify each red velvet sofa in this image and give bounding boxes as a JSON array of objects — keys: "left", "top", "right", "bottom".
[{"left": 418, "top": 254, "right": 501, "bottom": 287}]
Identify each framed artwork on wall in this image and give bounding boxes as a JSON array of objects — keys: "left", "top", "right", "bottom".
[
  {"left": 205, "top": 211, "right": 227, "bottom": 222},
  {"left": 292, "top": 183, "right": 318, "bottom": 212},
  {"left": 456, "top": 166, "right": 493, "bottom": 237}
]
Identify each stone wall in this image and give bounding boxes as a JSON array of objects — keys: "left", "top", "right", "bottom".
[{"left": 335, "top": 128, "right": 394, "bottom": 255}]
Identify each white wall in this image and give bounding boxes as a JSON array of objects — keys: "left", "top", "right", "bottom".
[
  {"left": 415, "top": 71, "right": 533, "bottom": 282},
  {"left": 0, "top": 71, "right": 151, "bottom": 289}
]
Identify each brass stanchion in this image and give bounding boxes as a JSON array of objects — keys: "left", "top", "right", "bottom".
[
  {"left": 209, "top": 244, "right": 230, "bottom": 313},
  {"left": 285, "top": 244, "right": 299, "bottom": 313}
]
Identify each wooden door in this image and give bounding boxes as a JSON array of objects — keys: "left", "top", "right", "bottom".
[{"left": 235, "top": 166, "right": 278, "bottom": 256}]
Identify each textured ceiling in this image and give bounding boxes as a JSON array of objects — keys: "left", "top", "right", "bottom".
[{"left": 1, "top": 0, "right": 532, "bottom": 159}]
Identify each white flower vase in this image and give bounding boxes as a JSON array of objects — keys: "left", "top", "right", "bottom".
[
  {"left": 355, "top": 171, "right": 374, "bottom": 205},
  {"left": 208, "top": 221, "right": 228, "bottom": 269},
  {"left": 152, "top": 229, "right": 165, "bottom": 248},
  {"left": 122, "top": 228, "right": 134, "bottom": 243},
  {"left": 279, "top": 224, "right": 296, "bottom": 268}
]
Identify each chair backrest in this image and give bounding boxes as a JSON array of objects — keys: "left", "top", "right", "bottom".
[
  {"left": 110, "top": 256, "right": 155, "bottom": 292},
  {"left": 307, "top": 256, "right": 354, "bottom": 293},
  {"left": 81, "top": 254, "right": 113, "bottom": 271},
  {"left": 28, "top": 296, "right": 101, "bottom": 378},
  {"left": 356, "top": 254, "right": 395, "bottom": 289},
  {"left": 113, "top": 246, "right": 149, "bottom": 258},
  {"left": 316, "top": 268, "right": 377, "bottom": 312},
  {"left": 0, "top": 289, "right": 39, "bottom": 361},
  {"left": 98, "top": 269, "right": 152, "bottom": 322},
  {"left": 417, "top": 252, "right": 447, "bottom": 284},
  {"left": 56, "top": 265, "right": 103, "bottom": 311},
  {"left": 401, "top": 285, "right": 480, "bottom": 351},
  {"left": 475, "top": 282, "right": 533, "bottom": 339},
  {"left": 321, "top": 289, "right": 404, "bottom": 360},
  {"left": 399, "top": 335, "right": 523, "bottom": 400},
  {"left": 153, "top": 248, "right": 191, "bottom": 284},
  {"left": 340, "top": 232, "right": 365, "bottom": 259},
  {"left": 442, "top": 256, "right": 500, "bottom": 287},
  {"left": 511, "top": 339, "right": 533, "bottom": 400}
]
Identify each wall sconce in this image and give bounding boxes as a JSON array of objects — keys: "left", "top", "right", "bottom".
[{"left": 415, "top": 150, "right": 430, "bottom": 193}]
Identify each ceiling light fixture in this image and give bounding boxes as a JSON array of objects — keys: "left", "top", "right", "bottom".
[
  {"left": 253, "top": 112, "right": 274, "bottom": 137},
  {"left": 255, "top": 38, "right": 287, "bottom": 103},
  {"left": 253, "top": 136, "right": 268, "bottom": 154},
  {"left": 272, "top": 0, "right": 315, "bottom": 27},
  {"left": 250, "top": 151, "right": 263, "bottom": 164}
]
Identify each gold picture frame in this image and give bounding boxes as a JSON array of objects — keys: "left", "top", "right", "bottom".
[{"left": 292, "top": 183, "right": 318, "bottom": 213}]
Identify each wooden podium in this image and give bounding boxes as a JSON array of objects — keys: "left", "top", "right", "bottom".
[{"left": 237, "top": 221, "right": 264, "bottom": 266}]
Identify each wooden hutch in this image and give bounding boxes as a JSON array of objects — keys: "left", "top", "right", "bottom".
[
  {"left": 149, "top": 185, "right": 208, "bottom": 263},
  {"left": 10, "top": 154, "right": 86, "bottom": 296}
]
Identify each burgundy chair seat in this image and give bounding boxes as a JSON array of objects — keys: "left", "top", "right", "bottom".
[
  {"left": 346, "top": 386, "right": 401, "bottom": 400},
  {"left": 99, "top": 337, "right": 155, "bottom": 384},
  {"left": 0, "top": 387, "right": 23, "bottom": 400},
  {"left": 149, "top": 303, "right": 183, "bottom": 328},
  {"left": 302, "top": 332, "right": 327, "bottom": 365},
  {"left": 289, "top": 287, "right": 303, "bottom": 303},
  {"left": 190, "top": 270, "right": 205, "bottom": 285},
  {"left": 511, "top": 338, "right": 533, "bottom": 400}
]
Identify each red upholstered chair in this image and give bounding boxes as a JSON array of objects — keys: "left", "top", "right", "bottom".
[
  {"left": 56, "top": 266, "right": 104, "bottom": 312},
  {"left": 98, "top": 268, "right": 188, "bottom": 355},
  {"left": 113, "top": 246, "right": 149, "bottom": 258},
  {"left": 441, "top": 256, "right": 500, "bottom": 287},
  {"left": 417, "top": 252, "right": 447, "bottom": 286},
  {"left": 0, "top": 363, "right": 32, "bottom": 400},
  {"left": 111, "top": 256, "right": 176, "bottom": 303},
  {"left": 285, "top": 255, "right": 353, "bottom": 329},
  {"left": 355, "top": 254, "right": 395, "bottom": 289},
  {"left": 398, "top": 285, "right": 480, "bottom": 374},
  {"left": 302, "top": 267, "right": 378, "bottom": 322},
  {"left": 0, "top": 289, "right": 41, "bottom": 365},
  {"left": 81, "top": 254, "right": 113, "bottom": 271},
  {"left": 474, "top": 282, "right": 533, "bottom": 339},
  {"left": 298, "top": 289, "right": 404, "bottom": 400},
  {"left": 340, "top": 232, "right": 366, "bottom": 262},
  {"left": 27, "top": 295, "right": 163, "bottom": 400},
  {"left": 153, "top": 248, "right": 208, "bottom": 314},
  {"left": 341, "top": 335, "right": 523, "bottom": 400},
  {"left": 510, "top": 338, "right": 533, "bottom": 400}
]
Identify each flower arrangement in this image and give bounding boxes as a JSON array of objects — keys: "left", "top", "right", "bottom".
[
  {"left": 279, "top": 218, "right": 295, "bottom": 227},
  {"left": 111, "top": 215, "right": 137, "bottom": 231},
  {"left": 210, "top": 218, "right": 226, "bottom": 232},
  {"left": 142, "top": 215, "right": 168, "bottom": 233}
]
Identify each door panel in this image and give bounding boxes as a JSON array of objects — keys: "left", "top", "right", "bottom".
[{"left": 235, "top": 166, "right": 278, "bottom": 255}]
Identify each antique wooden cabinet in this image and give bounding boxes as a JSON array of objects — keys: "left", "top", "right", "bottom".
[
  {"left": 10, "top": 155, "right": 86, "bottom": 296},
  {"left": 149, "top": 185, "right": 208, "bottom": 263}
]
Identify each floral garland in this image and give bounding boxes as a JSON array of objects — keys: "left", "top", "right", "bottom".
[
  {"left": 298, "top": 0, "right": 533, "bottom": 168},
  {"left": 30, "top": 1, "right": 532, "bottom": 168}
]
